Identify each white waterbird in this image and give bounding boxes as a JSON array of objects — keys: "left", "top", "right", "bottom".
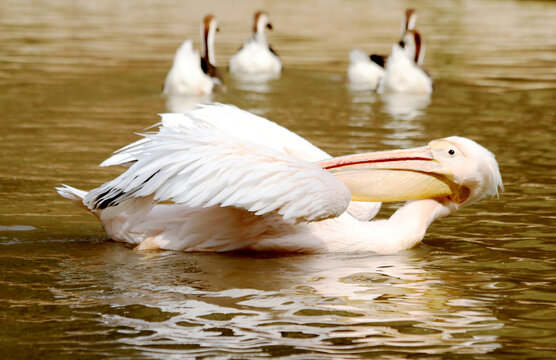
[
  {"left": 378, "top": 29, "right": 432, "bottom": 94},
  {"left": 163, "top": 15, "right": 224, "bottom": 96},
  {"left": 347, "top": 9, "right": 417, "bottom": 89},
  {"left": 57, "top": 104, "right": 502, "bottom": 254},
  {"left": 229, "top": 11, "right": 281, "bottom": 80}
]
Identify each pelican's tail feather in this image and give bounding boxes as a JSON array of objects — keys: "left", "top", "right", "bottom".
[{"left": 56, "top": 184, "right": 90, "bottom": 212}]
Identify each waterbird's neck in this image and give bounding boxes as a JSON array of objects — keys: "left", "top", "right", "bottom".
[
  {"left": 202, "top": 23, "right": 217, "bottom": 64},
  {"left": 337, "top": 199, "right": 449, "bottom": 254},
  {"left": 254, "top": 27, "right": 268, "bottom": 45}
]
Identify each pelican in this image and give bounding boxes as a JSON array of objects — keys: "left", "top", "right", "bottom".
[
  {"left": 228, "top": 11, "right": 281, "bottom": 80},
  {"left": 347, "top": 9, "right": 417, "bottom": 89},
  {"left": 163, "top": 15, "right": 224, "bottom": 96},
  {"left": 377, "top": 29, "right": 432, "bottom": 94},
  {"left": 57, "top": 104, "right": 502, "bottom": 254}
]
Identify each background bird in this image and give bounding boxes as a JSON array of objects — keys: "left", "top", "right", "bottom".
[
  {"left": 377, "top": 28, "right": 432, "bottom": 94},
  {"left": 229, "top": 11, "right": 281, "bottom": 81},
  {"left": 347, "top": 9, "right": 417, "bottom": 89},
  {"left": 163, "top": 15, "right": 224, "bottom": 97}
]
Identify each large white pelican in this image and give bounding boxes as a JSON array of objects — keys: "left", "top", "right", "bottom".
[
  {"left": 57, "top": 104, "right": 502, "bottom": 254},
  {"left": 228, "top": 11, "right": 281, "bottom": 81},
  {"left": 163, "top": 15, "right": 224, "bottom": 97}
]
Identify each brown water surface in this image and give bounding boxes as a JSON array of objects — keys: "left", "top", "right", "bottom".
[{"left": 1, "top": 0, "right": 555, "bottom": 358}]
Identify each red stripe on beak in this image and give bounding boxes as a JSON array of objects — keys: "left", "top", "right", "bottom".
[{"left": 322, "top": 156, "right": 433, "bottom": 170}]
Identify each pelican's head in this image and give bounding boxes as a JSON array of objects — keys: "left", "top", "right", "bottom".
[
  {"left": 318, "top": 136, "right": 503, "bottom": 213},
  {"left": 427, "top": 136, "right": 503, "bottom": 209}
]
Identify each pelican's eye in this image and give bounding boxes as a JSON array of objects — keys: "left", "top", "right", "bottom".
[
  {"left": 399, "top": 41, "right": 405, "bottom": 48},
  {"left": 448, "top": 149, "right": 456, "bottom": 156}
]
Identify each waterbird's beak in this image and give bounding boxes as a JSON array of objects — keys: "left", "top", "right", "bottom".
[{"left": 317, "top": 146, "right": 462, "bottom": 202}]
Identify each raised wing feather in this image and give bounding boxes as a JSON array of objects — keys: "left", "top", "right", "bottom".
[
  {"left": 100, "top": 104, "right": 330, "bottom": 168},
  {"left": 84, "top": 112, "right": 351, "bottom": 223}
]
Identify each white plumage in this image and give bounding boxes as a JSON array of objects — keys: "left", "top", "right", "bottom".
[
  {"left": 347, "top": 49, "right": 385, "bottom": 90},
  {"left": 377, "top": 30, "right": 432, "bottom": 94},
  {"left": 57, "top": 105, "right": 502, "bottom": 254},
  {"left": 163, "top": 15, "right": 223, "bottom": 97},
  {"left": 229, "top": 11, "right": 281, "bottom": 80},
  {"left": 85, "top": 113, "right": 350, "bottom": 223},
  {"left": 348, "top": 9, "right": 432, "bottom": 94},
  {"left": 163, "top": 40, "right": 214, "bottom": 96},
  {"left": 347, "top": 9, "right": 417, "bottom": 88}
]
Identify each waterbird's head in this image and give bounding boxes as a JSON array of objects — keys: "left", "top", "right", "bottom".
[
  {"left": 254, "top": 11, "right": 273, "bottom": 35},
  {"left": 318, "top": 136, "right": 503, "bottom": 214}
]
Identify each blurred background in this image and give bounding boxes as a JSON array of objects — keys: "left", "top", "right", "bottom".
[{"left": 0, "top": 0, "right": 555, "bottom": 358}]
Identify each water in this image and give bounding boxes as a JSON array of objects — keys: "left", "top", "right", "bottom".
[{"left": 1, "top": 0, "right": 555, "bottom": 358}]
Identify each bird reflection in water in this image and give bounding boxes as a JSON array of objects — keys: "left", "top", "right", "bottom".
[
  {"left": 53, "top": 246, "right": 503, "bottom": 356},
  {"left": 381, "top": 92, "right": 431, "bottom": 121}
]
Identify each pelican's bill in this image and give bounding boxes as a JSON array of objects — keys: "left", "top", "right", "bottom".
[
  {"left": 329, "top": 168, "right": 453, "bottom": 202},
  {"left": 317, "top": 145, "right": 463, "bottom": 203}
]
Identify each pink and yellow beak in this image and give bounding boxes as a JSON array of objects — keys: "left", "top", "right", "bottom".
[{"left": 317, "top": 145, "right": 461, "bottom": 202}]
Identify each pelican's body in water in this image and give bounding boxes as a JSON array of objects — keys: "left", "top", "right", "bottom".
[{"left": 57, "top": 105, "right": 502, "bottom": 254}]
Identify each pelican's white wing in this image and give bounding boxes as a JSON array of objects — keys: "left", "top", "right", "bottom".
[
  {"left": 100, "top": 104, "right": 330, "bottom": 167},
  {"left": 84, "top": 111, "right": 351, "bottom": 223},
  {"left": 99, "top": 104, "right": 380, "bottom": 221}
]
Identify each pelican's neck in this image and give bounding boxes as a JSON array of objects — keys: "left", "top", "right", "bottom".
[
  {"left": 384, "top": 199, "right": 450, "bottom": 250},
  {"left": 201, "top": 22, "right": 217, "bottom": 65},
  {"left": 326, "top": 199, "right": 450, "bottom": 254}
]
